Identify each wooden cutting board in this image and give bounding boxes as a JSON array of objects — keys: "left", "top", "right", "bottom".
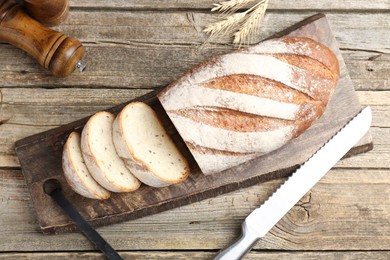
[{"left": 15, "top": 14, "right": 373, "bottom": 234}]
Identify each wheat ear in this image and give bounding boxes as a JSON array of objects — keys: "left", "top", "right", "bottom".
[
  {"left": 211, "top": 0, "right": 256, "bottom": 13},
  {"left": 203, "top": 11, "right": 247, "bottom": 39},
  {"left": 204, "top": 0, "right": 269, "bottom": 46},
  {"left": 233, "top": 0, "right": 269, "bottom": 45}
]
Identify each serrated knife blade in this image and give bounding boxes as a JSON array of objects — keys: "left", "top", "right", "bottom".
[{"left": 214, "top": 106, "right": 372, "bottom": 260}]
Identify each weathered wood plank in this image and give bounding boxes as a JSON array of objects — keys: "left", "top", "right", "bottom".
[
  {"left": 0, "top": 155, "right": 19, "bottom": 169},
  {"left": 0, "top": 168, "right": 389, "bottom": 251},
  {"left": 345, "top": 50, "right": 390, "bottom": 91},
  {"left": 0, "top": 45, "right": 388, "bottom": 90},
  {"left": 336, "top": 127, "right": 389, "bottom": 168},
  {"left": 0, "top": 12, "right": 388, "bottom": 88},
  {"left": 357, "top": 91, "right": 390, "bottom": 106},
  {"left": 44, "top": 12, "right": 390, "bottom": 50},
  {"left": 0, "top": 89, "right": 387, "bottom": 168},
  {"left": 67, "top": 0, "right": 390, "bottom": 10},
  {"left": 1, "top": 251, "right": 390, "bottom": 260}
]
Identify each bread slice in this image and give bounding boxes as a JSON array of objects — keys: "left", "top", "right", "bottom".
[
  {"left": 62, "top": 132, "right": 111, "bottom": 200},
  {"left": 113, "top": 102, "right": 189, "bottom": 187},
  {"left": 81, "top": 111, "right": 141, "bottom": 192}
]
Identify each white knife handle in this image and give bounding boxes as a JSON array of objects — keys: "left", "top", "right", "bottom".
[{"left": 214, "top": 221, "right": 259, "bottom": 260}]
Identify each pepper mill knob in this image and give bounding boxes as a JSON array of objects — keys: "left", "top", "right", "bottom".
[
  {"left": 21, "top": 0, "right": 69, "bottom": 26},
  {"left": 0, "top": 0, "right": 85, "bottom": 77}
]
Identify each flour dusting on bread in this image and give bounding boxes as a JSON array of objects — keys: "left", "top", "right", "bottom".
[{"left": 158, "top": 36, "right": 339, "bottom": 174}]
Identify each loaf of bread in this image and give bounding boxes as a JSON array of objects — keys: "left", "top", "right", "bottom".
[
  {"left": 157, "top": 37, "right": 339, "bottom": 174},
  {"left": 62, "top": 132, "right": 111, "bottom": 200},
  {"left": 113, "top": 102, "right": 189, "bottom": 187},
  {"left": 81, "top": 111, "right": 141, "bottom": 192}
]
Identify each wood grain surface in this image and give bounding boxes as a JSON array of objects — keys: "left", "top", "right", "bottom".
[
  {"left": 67, "top": 0, "right": 390, "bottom": 10},
  {"left": 0, "top": 1, "right": 389, "bottom": 258},
  {"left": 14, "top": 14, "right": 372, "bottom": 235},
  {"left": 1, "top": 251, "right": 390, "bottom": 260},
  {"left": 0, "top": 12, "right": 388, "bottom": 88}
]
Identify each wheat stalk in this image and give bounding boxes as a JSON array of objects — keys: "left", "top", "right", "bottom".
[
  {"left": 204, "top": 0, "right": 269, "bottom": 46},
  {"left": 203, "top": 11, "right": 247, "bottom": 39},
  {"left": 211, "top": 0, "right": 255, "bottom": 13},
  {"left": 233, "top": 0, "right": 269, "bottom": 45}
]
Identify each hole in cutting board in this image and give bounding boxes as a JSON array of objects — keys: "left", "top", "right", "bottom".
[{"left": 43, "top": 178, "right": 62, "bottom": 195}]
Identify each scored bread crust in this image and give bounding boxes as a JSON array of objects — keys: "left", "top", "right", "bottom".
[
  {"left": 81, "top": 111, "right": 141, "bottom": 192},
  {"left": 113, "top": 102, "right": 189, "bottom": 188},
  {"left": 158, "top": 36, "right": 340, "bottom": 174},
  {"left": 62, "top": 132, "right": 111, "bottom": 200}
]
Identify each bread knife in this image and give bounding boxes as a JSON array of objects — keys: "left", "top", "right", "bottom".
[{"left": 214, "top": 106, "right": 372, "bottom": 260}]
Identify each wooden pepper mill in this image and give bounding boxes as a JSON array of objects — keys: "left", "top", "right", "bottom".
[
  {"left": 0, "top": 0, "right": 86, "bottom": 77},
  {"left": 18, "top": 0, "right": 69, "bottom": 26}
]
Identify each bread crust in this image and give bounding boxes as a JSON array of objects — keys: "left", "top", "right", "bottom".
[{"left": 62, "top": 132, "right": 111, "bottom": 200}]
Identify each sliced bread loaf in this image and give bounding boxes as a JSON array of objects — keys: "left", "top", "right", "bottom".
[
  {"left": 62, "top": 132, "right": 111, "bottom": 200},
  {"left": 81, "top": 111, "right": 141, "bottom": 192},
  {"left": 113, "top": 102, "right": 189, "bottom": 187}
]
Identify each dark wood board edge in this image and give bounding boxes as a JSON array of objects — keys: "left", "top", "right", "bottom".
[
  {"left": 266, "top": 13, "right": 326, "bottom": 40},
  {"left": 344, "top": 140, "right": 373, "bottom": 160}
]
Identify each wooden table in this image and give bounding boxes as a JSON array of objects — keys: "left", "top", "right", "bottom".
[{"left": 1, "top": 1, "right": 389, "bottom": 259}]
